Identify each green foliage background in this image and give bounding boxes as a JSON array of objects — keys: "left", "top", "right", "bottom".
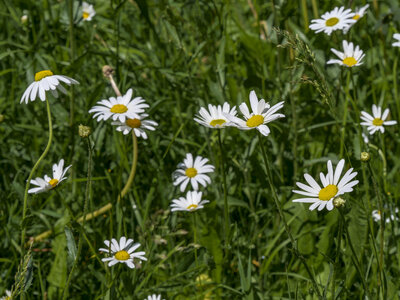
[{"left": 1, "top": 0, "right": 400, "bottom": 299}]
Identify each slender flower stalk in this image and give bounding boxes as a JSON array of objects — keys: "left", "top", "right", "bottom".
[
  {"left": 21, "top": 98, "right": 53, "bottom": 249},
  {"left": 366, "top": 160, "right": 385, "bottom": 294},
  {"left": 103, "top": 65, "right": 122, "bottom": 97},
  {"left": 67, "top": 0, "right": 77, "bottom": 196},
  {"left": 218, "top": 130, "right": 230, "bottom": 243},
  {"left": 62, "top": 137, "right": 93, "bottom": 300},
  {"left": 193, "top": 212, "right": 198, "bottom": 267},
  {"left": 118, "top": 131, "right": 138, "bottom": 203},
  {"left": 68, "top": 0, "right": 76, "bottom": 128},
  {"left": 29, "top": 69, "right": 139, "bottom": 245},
  {"left": 331, "top": 211, "right": 344, "bottom": 297},
  {"left": 257, "top": 132, "right": 322, "bottom": 299}
]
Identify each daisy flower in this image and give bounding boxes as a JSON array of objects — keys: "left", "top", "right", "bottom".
[
  {"left": 224, "top": 90, "right": 284, "bottom": 137},
  {"left": 112, "top": 113, "right": 158, "bottom": 138},
  {"left": 327, "top": 40, "right": 365, "bottom": 67},
  {"left": 89, "top": 88, "right": 149, "bottom": 123},
  {"left": 170, "top": 191, "right": 209, "bottom": 212},
  {"left": 99, "top": 236, "right": 147, "bottom": 269},
  {"left": 82, "top": 2, "right": 95, "bottom": 21},
  {"left": 343, "top": 4, "right": 369, "bottom": 33},
  {"left": 20, "top": 70, "right": 79, "bottom": 104},
  {"left": 28, "top": 159, "right": 71, "bottom": 194},
  {"left": 0, "top": 290, "right": 11, "bottom": 300},
  {"left": 145, "top": 294, "right": 164, "bottom": 300},
  {"left": 173, "top": 153, "right": 215, "bottom": 192},
  {"left": 372, "top": 208, "right": 399, "bottom": 223},
  {"left": 194, "top": 102, "right": 237, "bottom": 128},
  {"left": 352, "top": 4, "right": 369, "bottom": 21},
  {"left": 392, "top": 33, "right": 400, "bottom": 47},
  {"left": 309, "top": 6, "right": 356, "bottom": 36},
  {"left": 292, "top": 159, "right": 359, "bottom": 211},
  {"left": 360, "top": 104, "right": 397, "bottom": 134}
]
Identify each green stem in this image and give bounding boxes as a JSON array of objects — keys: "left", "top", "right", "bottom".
[
  {"left": 338, "top": 209, "right": 369, "bottom": 297},
  {"left": 379, "top": 135, "right": 388, "bottom": 193},
  {"left": 193, "top": 212, "right": 198, "bottom": 267},
  {"left": 340, "top": 72, "right": 350, "bottom": 158},
  {"left": 300, "top": 0, "right": 309, "bottom": 32},
  {"left": 68, "top": 0, "right": 75, "bottom": 128},
  {"left": 331, "top": 212, "right": 343, "bottom": 298},
  {"left": 393, "top": 57, "right": 400, "bottom": 133},
  {"left": 310, "top": 0, "right": 319, "bottom": 19},
  {"left": 21, "top": 98, "right": 53, "bottom": 249},
  {"left": 29, "top": 130, "right": 137, "bottom": 244},
  {"left": 118, "top": 131, "right": 138, "bottom": 202},
  {"left": 62, "top": 137, "right": 93, "bottom": 300},
  {"left": 367, "top": 161, "right": 385, "bottom": 295},
  {"left": 217, "top": 130, "right": 229, "bottom": 244},
  {"left": 257, "top": 132, "right": 322, "bottom": 299}
]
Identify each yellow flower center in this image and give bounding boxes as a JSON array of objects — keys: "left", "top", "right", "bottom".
[
  {"left": 35, "top": 70, "right": 53, "bottom": 81},
  {"left": 246, "top": 115, "right": 264, "bottom": 127},
  {"left": 372, "top": 118, "right": 384, "bottom": 126},
  {"left": 126, "top": 118, "right": 141, "bottom": 128},
  {"left": 185, "top": 168, "right": 198, "bottom": 178},
  {"left": 83, "top": 12, "right": 90, "bottom": 19},
  {"left": 377, "top": 210, "right": 381, "bottom": 215},
  {"left": 342, "top": 57, "right": 357, "bottom": 67},
  {"left": 318, "top": 184, "right": 338, "bottom": 201},
  {"left": 353, "top": 14, "right": 360, "bottom": 20},
  {"left": 187, "top": 204, "right": 198, "bottom": 210},
  {"left": 209, "top": 119, "right": 226, "bottom": 127},
  {"left": 110, "top": 104, "right": 128, "bottom": 114},
  {"left": 325, "top": 17, "right": 339, "bottom": 27},
  {"left": 49, "top": 179, "right": 59, "bottom": 188},
  {"left": 115, "top": 250, "right": 130, "bottom": 261}
]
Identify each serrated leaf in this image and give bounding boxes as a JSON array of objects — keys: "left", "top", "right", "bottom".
[{"left": 23, "top": 256, "right": 34, "bottom": 292}]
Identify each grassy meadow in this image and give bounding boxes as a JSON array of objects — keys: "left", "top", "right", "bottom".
[{"left": 1, "top": 0, "right": 400, "bottom": 299}]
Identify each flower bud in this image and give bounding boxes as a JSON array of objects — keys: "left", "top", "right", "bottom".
[
  {"left": 78, "top": 124, "right": 91, "bottom": 138},
  {"left": 102, "top": 65, "right": 114, "bottom": 77},
  {"left": 361, "top": 152, "right": 370, "bottom": 162},
  {"left": 21, "top": 15, "right": 28, "bottom": 24},
  {"left": 0, "top": 114, "right": 4, "bottom": 123},
  {"left": 196, "top": 273, "right": 212, "bottom": 288},
  {"left": 333, "top": 197, "right": 346, "bottom": 208}
]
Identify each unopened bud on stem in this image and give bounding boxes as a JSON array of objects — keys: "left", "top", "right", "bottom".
[
  {"left": 333, "top": 197, "right": 346, "bottom": 208},
  {"left": 361, "top": 152, "right": 370, "bottom": 162},
  {"left": 78, "top": 124, "right": 91, "bottom": 138},
  {"left": 102, "top": 65, "right": 114, "bottom": 78}
]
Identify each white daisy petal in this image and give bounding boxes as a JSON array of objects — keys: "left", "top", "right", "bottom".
[
  {"left": 21, "top": 70, "right": 78, "bottom": 104},
  {"left": 309, "top": 6, "right": 356, "bottom": 36},
  {"left": 170, "top": 190, "right": 209, "bottom": 212},
  {"left": 293, "top": 159, "right": 358, "bottom": 211},
  {"left": 99, "top": 236, "right": 146, "bottom": 269},
  {"left": 27, "top": 159, "right": 71, "bottom": 194},
  {"left": 194, "top": 102, "right": 237, "bottom": 128},
  {"left": 90, "top": 90, "right": 150, "bottom": 124},
  {"left": 228, "top": 91, "right": 284, "bottom": 132},
  {"left": 360, "top": 105, "right": 397, "bottom": 135},
  {"left": 172, "top": 153, "right": 214, "bottom": 192},
  {"left": 327, "top": 40, "right": 364, "bottom": 67},
  {"left": 82, "top": 2, "right": 96, "bottom": 21}
]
